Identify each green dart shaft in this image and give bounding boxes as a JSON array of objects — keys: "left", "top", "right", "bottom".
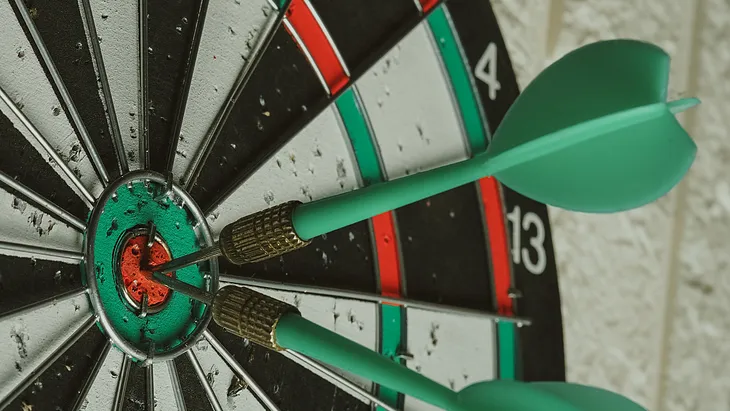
[
  {"left": 209, "top": 286, "right": 458, "bottom": 409},
  {"left": 276, "top": 313, "right": 459, "bottom": 410},
  {"left": 293, "top": 153, "right": 491, "bottom": 240}
]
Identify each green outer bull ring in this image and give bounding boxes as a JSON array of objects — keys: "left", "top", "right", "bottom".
[{"left": 83, "top": 170, "right": 219, "bottom": 363}]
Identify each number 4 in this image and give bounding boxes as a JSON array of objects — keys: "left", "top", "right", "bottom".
[{"left": 474, "top": 42, "right": 501, "bottom": 101}]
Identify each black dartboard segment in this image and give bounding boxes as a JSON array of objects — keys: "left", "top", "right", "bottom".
[
  {"left": 122, "top": 359, "right": 148, "bottom": 411},
  {"left": 147, "top": 0, "right": 201, "bottom": 173},
  {"left": 0, "top": 111, "right": 88, "bottom": 221},
  {"left": 221, "top": 220, "right": 377, "bottom": 293},
  {"left": 12, "top": 0, "right": 121, "bottom": 180},
  {"left": 397, "top": 184, "right": 494, "bottom": 310},
  {"left": 174, "top": 355, "right": 216, "bottom": 411},
  {"left": 0, "top": 256, "right": 80, "bottom": 316}
]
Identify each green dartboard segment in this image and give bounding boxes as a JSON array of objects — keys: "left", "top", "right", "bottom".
[{"left": 427, "top": 7, "right": 488, "bottom": 154}]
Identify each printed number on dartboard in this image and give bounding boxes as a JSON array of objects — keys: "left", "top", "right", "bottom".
[
  {"left": 506, "top": 205, "right": 547, "bottom": 275},
  {"left": 475, "top": 42, "right": 501, "bottom": 100}
]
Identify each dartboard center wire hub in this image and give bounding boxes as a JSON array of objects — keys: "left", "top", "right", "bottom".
[{"left": 83, "top": 170, "right": 219, "bottom": 363}]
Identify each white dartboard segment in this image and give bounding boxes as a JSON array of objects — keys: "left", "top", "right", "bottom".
[
  {"left": 208, "top": 107, "right": 359, "bottom": 235},
  {"left": 152, "top": 361, "right": 188, "bottom": 411},
  {"left": 172, "top": 0, "right": 280, "bottom": 182},
  {"left": 77, "top": 347, "right": 125, "bottom": 411},
  {"left": 403, "top": 309, "right": 497, "bottom": 411},
  {"left": 86, "top": 0, "right": 142, "bottom": 170},
  {"left": 0, "top": 293, "right": 92, "bottom": 402},
  {"left": 191, "top": 338, "right": 266, "bottom": 411},
  {"left": 0, "top": 186, "right": 83, "bottom": 260},
  {"left": 0, "top": 1, "right": 103, "bottom": 197},
  {"left": 355, "top": 23, "right": 469, "bottom": 180}
]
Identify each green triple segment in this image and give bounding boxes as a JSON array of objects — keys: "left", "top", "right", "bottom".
[
  {"left": 275, "top": 0, "right": 289, "bottom": 10},
  {"left": 426, "top": 7, "right": 487, "bottom": 154},
  {"left": 427, "top": 5, "right": 516, "bottom": 380},
  {"left": 336, "top": 88, "right": 404, "bottom": 409},
  {"left": 379, "top": 304, "right": 404, "bottom": 408}
]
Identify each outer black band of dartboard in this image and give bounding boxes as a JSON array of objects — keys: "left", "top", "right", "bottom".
[
  {"left": 446, "top": 0, "right": 565, "bottom": 382},
  {"left": 5, "top": 327, "right": 107, "bottom": 411},
  {"left": 147, "top": 0, "right": 202, "bottom": 174},
  {"left": 11, "top": 0, "right": 121, "bottom": 180}
]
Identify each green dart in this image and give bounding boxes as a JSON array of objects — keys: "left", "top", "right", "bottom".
[
  {"left": 212, "top": 286, "right": 647, "bottom": 411},
  {"left": 151, "top": 39, "right": 700, "bottom": 270},
  {"left": 292, "top": 39, "right": 699, "bottom": 239}
]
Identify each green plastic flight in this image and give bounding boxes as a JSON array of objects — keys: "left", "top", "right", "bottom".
[
  {"left": 276, "top": 313, "right": 647, "bottom": 411},
  {"left": 486, "top": 39, "right": 698, "bottom": 213},
  {"left": 291, "top": 39, "right": 699, "bottom": 240},
  {"left": 454, "top": 380, "right": 647, "bottom": 411}
]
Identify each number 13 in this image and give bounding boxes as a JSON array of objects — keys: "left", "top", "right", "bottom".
[{"left": 506, "top": 206, "right": 547, "bottom": 275}]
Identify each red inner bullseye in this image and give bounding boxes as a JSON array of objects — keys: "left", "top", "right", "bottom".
[{"left": 119, "top": 234, "right": 173, "bottom": 306}]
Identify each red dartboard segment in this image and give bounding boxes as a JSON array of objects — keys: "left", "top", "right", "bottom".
[
  {"left": 119, "top": 234, "right": 173, "bottom": 306},
  {"left": 419, "top": 0, "right": 440, "bottom": 13},
  {"left": 284, "top": 0, "right": 349, "bottom": 95},
  {"left": 372, "top": 211, "right": 403, "bottom": 300},
  {"left": 479, "top": 177, "right": 514, "bottom": 315}
]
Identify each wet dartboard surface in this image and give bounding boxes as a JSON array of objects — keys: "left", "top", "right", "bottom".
[{"left": 0, "top": 0, "right": 565, "bottom": 410}]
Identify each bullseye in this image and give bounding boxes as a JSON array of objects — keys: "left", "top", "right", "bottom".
[
  {"left": 84, "top": 170, "right": 218, "bottom": 363},
  {"left": 117, "top": 231, "right": 174, "bottom": 308}
]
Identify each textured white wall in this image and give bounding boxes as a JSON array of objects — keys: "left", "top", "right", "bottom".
[{"left": 492, "top": 1, "right": 729, "bottom": 410}]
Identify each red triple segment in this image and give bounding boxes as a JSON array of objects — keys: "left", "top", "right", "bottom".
[
  {"left": 284, "top": 0, "right": 349, "bottom": 95},
  {"left": 372, "top": 212, "right": 403, "bottom": 300},
  {"left": 419, "top": 0, "right": 439, "bottom": 13},
  {"left": 479, "top": 177, "right": 513, "bottom": 315}
]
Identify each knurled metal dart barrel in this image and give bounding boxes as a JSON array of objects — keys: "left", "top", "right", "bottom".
[
  {"left": 149, "top": 201, "right": 310, "bottom": 274},
  {"left": 210, "top": 286, "right": 300, "bottom": 350}
]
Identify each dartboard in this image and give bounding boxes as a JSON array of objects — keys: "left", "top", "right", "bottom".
[{"left": 0, "top": 0, "right": 565, "bottom": 410}]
